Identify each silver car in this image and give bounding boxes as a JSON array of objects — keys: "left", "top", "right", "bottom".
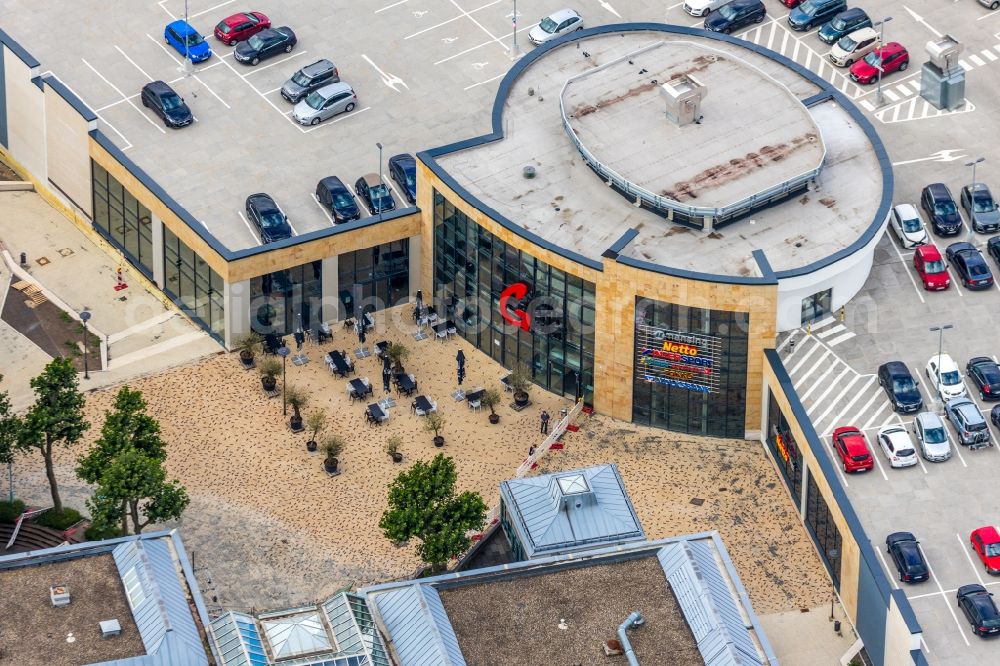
[
  {"left": 528, "top": 8, "right": 583, "bottom": 45},
  {"left": 292, "top": 82, "right": 357, "bottom": 126},
  {"left": 944, "top": 396, "right": 992, "bottom": 448},
  {"left": 913, "top": 411, "right": 951, "bottom": 462}
]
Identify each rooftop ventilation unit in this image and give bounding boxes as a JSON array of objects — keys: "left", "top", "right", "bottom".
[
  {"left": 50, "top": 585, "right": 71, "bottom": 608},
  {"left": 660, "top": 74, "right": 707, "bottom": 127},
  {"left": 99, "top": 619, "right": 122, "bottom": 639}
]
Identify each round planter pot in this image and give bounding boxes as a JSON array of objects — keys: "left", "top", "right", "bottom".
[
  {"left": 433, "top": 436, "right": 445, "bottom": 448},
  {"left": 488, "top": 414, "right": 500, "bottom": 424},
  {"left": 239, "top": 351, "right": 254, "bottom": 368},
  {"left": 306, "top": 440, "right": 318, "bottom": 452},
  {"left": 290, "top": 416, "right": 304, "bottom": 432},
  {"left": 391, "top": 452, "right": 403, "bottom": 463},
  {"left": 324, "top": 458, "right": 339, "bottom": 474},
  {"left": 513, "top": 391, "right": 529, "bottom": 407},
  {"left": 262, "top": 376, "right": 277, "bottom": 392}
]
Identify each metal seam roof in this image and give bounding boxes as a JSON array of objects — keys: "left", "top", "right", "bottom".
[{"left": 371, "top": 584, "right": 466, "bottom": 666}]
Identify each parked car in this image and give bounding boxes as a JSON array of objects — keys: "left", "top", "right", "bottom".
[
  {"left": 788, "top": 0, "right": 846, "bottom": 31},
  {"left": 957, "top": 584, "right": 1000, "bottom": 636},
  {"left": 993, "top": 404, "right": 1000, "bottom": 431},
  {"left": 926, "top": 353, "right": 966, "bottom": 400},
  {"left": 877, "top": 361, "right": 923, "bottom": 413},
  {"left": 355, "top": 174, "right": 396, "bottom": 214},
  {"left": 913, "top": 411, "right": 952, "bottom": 462},
  {"left": 913, "top": 244, "right": 951, "bottom": 290},
  {"left": 388, "top": 154, "right": 417, "bottom": 205},
  {"left": 292, "top": 82, "right": 357, "bottom": 125},
  {"left": 683, "top": 0, "right": 730, "bottom": 16},
  {"left": 829, "top": 27, "right": 879, "bottom": 67},
  {"left": 245, "top": 193, "right": 292, "bottom": 243},
  {"left": 961, "top": 183, "right": 1000, "bottom": 233},
  {"left": 140, "top": 81, "right": 193, "bottom": 129},
  {"left": 945, "top": 397, "right": 992, "bottom": 448},
  {"left": 281, "top": 59, "right": 339, "bottom": 103},
  {"left": 967, "top": 357, "right": 1000, "bottom": 401},
  {"left": 528, "top": 9, "right": 583, "bottom": 45},
  {"left": 989, "top": 236, "right": 1000, "bottom": 267},
  {"left": 850, "top": 43, "right": 910, "bottom": 84},
  {"left": 889, "top": 203, "right": 928, "bottom": 248},
  {"left": 164, "top": 20, "right": 212, "bottom": 63},
  {"left": 946, "top": 241, "right": 994, "bottom": 290},
  {"left": 705, "top": 0, "right": 766, "bottom": 33},
  {"left": 978, "top": 0, "right": 1000, "bottom": 10},
  {"left": 876, "top": 425, "right": 918, "bottom": 468},
  {"left": 777, "top": 0, "right": 803, "bottom": 7},
  {"left": 831, "top": 426, "right": 874, "bottom": 473},
  {"left": 316, "top": 176, "right": 360, "bottom": 223},
  {"left": 886, "top": 532, "right": 929, "bottom": 583},
  {"left": 234, "top": 27, "right": 296, "bottom": 65},
  {"left": 818, "top": 8, "right": 872, "bottom": 44},
  {"left": 920, "top": 183, "right": 963, "bottom": 236},
  {"left": 214, "top": 11, "right": 270, "bottom": 45}
]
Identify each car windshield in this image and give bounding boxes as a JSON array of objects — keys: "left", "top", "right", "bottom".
[
  {"left": 799, "top": 0, "right": 819, "bottom": 13},
  {"left": 217, "top": 22, "right": 231, "bottom": 34},
  {"left": 838, "top": 35, "right": 860, "bottom": 51},
  {"left": 332, "top": 192, "right": 353, "bottom": 208},
  {"left": 892, "top": 378, "right": 915, "bottom": 393},
  {"left": 941, "top": 370, "right": 960, "bottom": 385},
  {"left": 260, "top": 212, "right": 285, "bottom": 229},
  {"left": 184, "top": 32, "right": 204, "bottom": 46},
  {"left": 901, "top": 218, "right": 922, "bottom": 233},
  {"left": 304, "top": 91, "right": 326, "bottom": 110},
  {"left": 373, "top": 184, "right": 392, "bottom": 204},
  {"left": 935, "top": 201, "right": 958, "bottom": 215},
  {"left": 973, "top": 192, "right": 996, "bottom": 213},
  {"left": 896, "top": 447, "right": 915, "bottom": 458},
  {"left": 987, "top": 544, "right": 1000, "bottom": 557},
  {"left": 924, "top": 426, "right": 946, "bottom": 444},
  {"left": 539, "top": 17, "right": 558, "bottom": 33},
  {"left": 831, "top": 17, "right": 848, "bottom": 30},
  {"left": 291, "top": 71, "right": 312, "bottom": 86},
  {"left": 924, "top": 259, "right": 946, "bottom": 274},
  {"left": 718, "top": 4, "right": 738, "bottom": 19},
  {"left": 248, "top": 34, "right": 265, "bottom": 50},
  {"left": 161, "top": 93, "right": 183, "bottom": 110},
  {"left": 863, "top": 52, "right": 882, "bottom": 67}
]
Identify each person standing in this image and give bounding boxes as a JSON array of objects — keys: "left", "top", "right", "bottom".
[{"left": 540, "top": 410, "right": 550, "bottom": 435}]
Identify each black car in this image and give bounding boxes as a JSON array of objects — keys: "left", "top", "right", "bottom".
[
  {"left": 355, "top": 173, "right": 396, "bottom": 214},
  {"left": 245, "top": 193, "right": 292, "bottom": 243},
  {"left": 234, "top": 27, "right": 296, "bottom": 66},
  {"left": 968, "top": 357, "right": 1000, "bottom": 401},
  {"left": 992, "top": 404, "right": 1000, "bottom": 430},
  {"left": 388, "top": 153, "right": 417, "bottom": 205},
  {"left": 140, "top": 81, "right": 193, "bottom": 128},
  {"left": 957, "top": 584, "right": 1000, "bottom": 637},
  {"left": 704, "top": 0, "right": 765, "bottom": 34},
  {"left": 921, "top": 183, "right": 963, "bottom": 236},
  {"left": 817, "top": 7, "right": 871, "bottom": 45},
  {"left": 946, "top": 242, "right": 994, "bottom": 290},
  {"left": 886, "top": 532, "right": 929, "bottom": 583},
  {"left": 877, "top": 362, "right": 923, "bottom": 413},
  {"left": 989, "top": 236, "right": 1000, "bottom": 267},
  {"left": 788, "top": 0, "right": 846, "bottom": 31},
  {"left": 315, "top": 176, "right": 360, "bottom": 223}
]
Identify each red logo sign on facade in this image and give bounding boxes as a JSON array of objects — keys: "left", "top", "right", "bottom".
[{"left": 499, "top": 282, "right": 531, "bottom": 331}]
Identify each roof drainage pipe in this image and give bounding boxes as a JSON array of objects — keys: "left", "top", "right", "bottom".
[{"left": 617, "top": 611, "right": 645, "bottom": 666}]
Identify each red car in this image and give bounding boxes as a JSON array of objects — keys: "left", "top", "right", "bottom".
[
  {"left": 913, "top": 244, "right": 950, "bottom": 290},
  {"left": 971, "top": 527, "right": 1000, "bottom": 575},
  {"left": 779, "top": 0, "right": 803, "bottom": 6},
  {"left": 214, "top": 11, "right": 270, "bottom": 46},
  {"left": 832, "top": 426, "right": 874, "bottom": 473},
  {"left": 850, "top": 43, "right": 909, "bottom": 84}
]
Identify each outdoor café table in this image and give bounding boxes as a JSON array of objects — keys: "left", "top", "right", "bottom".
[
  {"left": 396, "top": 374, "right": 417, "bottom": 396},
  {"left": 465, "top": 389, "right": 485, "bottom": 403},
  {"left": 375, "top": 341, "right": 390, "bottom": 357},
  {"left": 414, "top": 395, "right": 434, "bottom": 414},
  {"left": 329, "top": 351, "right": 351, "bottom": 376},
  {"left": 350, "top": 378, "right": 371, "bottom": 399},
  {"left": 368, "top": 403, "right": 386, "bottom": 424}
]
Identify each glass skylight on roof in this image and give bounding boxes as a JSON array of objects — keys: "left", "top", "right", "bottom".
[
  {"left": 122, "top": 566, "right": 146, "bottom": 609},
  {"left": 263, "top": 612, "right": 333, "bottom": 658},
  {"left": 556, "top": 474, "right": 590, "bottom": 495}
]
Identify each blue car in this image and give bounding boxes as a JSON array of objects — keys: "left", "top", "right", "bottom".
[{"left": 164, "top": 20, "right": 212, "bottom": 63}]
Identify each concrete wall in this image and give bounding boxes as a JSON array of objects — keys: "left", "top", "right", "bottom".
[
  {"left": 2, "top": 45, "right": 44, "bottom": 179},
  {"left": 43, "top": 82, "right": 93, "bottom": 217}
]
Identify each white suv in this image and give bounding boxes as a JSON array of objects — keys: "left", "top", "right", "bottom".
[
  {"left": 683, "top": 0, "right": 730, "bottom": 16},
  {"left": 926, "top": 353, "right": 967, "bottom": 400}
]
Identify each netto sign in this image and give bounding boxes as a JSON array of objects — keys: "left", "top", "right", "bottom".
[{"left": 635, "top": 325, "right": 721, "bottom": 394}]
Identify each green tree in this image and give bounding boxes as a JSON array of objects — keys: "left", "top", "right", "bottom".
[
  {"left": 0, "top": 375, "right": 21, "bottom": 467},
  {"left": 379, "top": 454, "right": 486, "bottom": 571},
  {"left": 77, "top": 387, "right": 167, "bottom": 534},
  {"left": 18, "top": 358, "right": 89, "bottom": 513},
  {"left": 86, "top": 446, "right": 189, "bottom": 535}
]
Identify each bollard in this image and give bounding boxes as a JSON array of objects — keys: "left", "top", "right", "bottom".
[{"left": 19, "top": 252, "right": 27, "bottom": 266}]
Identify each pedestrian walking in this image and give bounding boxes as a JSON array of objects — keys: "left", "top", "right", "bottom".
[
  {"left": 528, "top": 445, "right": 536, "bottom": 458},
  {"left": 540, "top": 410, "right": 550, "bottom": 435}
]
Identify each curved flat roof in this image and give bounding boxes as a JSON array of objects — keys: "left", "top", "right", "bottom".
[{"left": 425, "top": 25, "right": 891, "bottom": 281}]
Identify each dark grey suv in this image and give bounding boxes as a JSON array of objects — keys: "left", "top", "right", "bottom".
[
  {"left": 945, "top": 396, "right": 992, "bottom": 448},
  {"left": 281, "top": 59, "right": 339, "bottom": 103}
]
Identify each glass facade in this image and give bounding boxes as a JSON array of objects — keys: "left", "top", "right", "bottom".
[
  {"left": 766, "top": 390, "right": 803, "bottom": 503},
  {"left": 91, "top": 161, "right": 154, "bottom": 278},
  {"left": 632, "top": 298, "right": 748, "bottom": 438},
  {"left": 432, "top": 190, "right": 595, "bottom": 402},
  {"left": 163, "top": 226, "right": 225, "bottom": 340},
  {"left": 801, "top": 288, "right": 832, "bottom": 324},
  {"left": 250, "top": 261, "right": 323, "bottom": 335},
  {"left": 337, "top": 239, "right": 409, "bottom": 319},
  {"left": 806, "top": 472, "right": 844, "bottom": 588}
]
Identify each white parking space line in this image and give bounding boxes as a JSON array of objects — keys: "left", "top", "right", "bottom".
[
  {"left": 237, "top": 211, "right": 261, "bottom": 245},
  {"left": 446, "top": 0, "right": 509, "bottom": 51},
  {"left": 883, "top": 89, "right": 899, "bottom": 102},
  {"left": 825, "top": 331, "right": 857, "bottom": 347},
  {"left": 189, "top": 0, "right": 236, "bottom": 20},
  {"left": 862, "top": 401, "right": 891, "bottom": 432},
  {"left": 287, "top": 220, "right": 299, "bottom": 236},
  {"left": 868, "top": 437, "right": 890, "bottom": 481},
  {"left": 895, "top": 82, "right": 912, "bottom": 96},
  {"left": 301, "top": 106, "right": 372, "bottom": 133},
  {"left": 947, "top": 429, "right": 968, "bottom": 467},
  {"left": 945, "top": 265, "right": 964, "bottom": 297},
  {"left": 956, "top": 533, "right": 986, "bottom": 585},
  {"left": 157, "top": 0, "right": 176, "bottom": 20},
  {"left": 465, "top": 73, "right": 506, "bottom": 90},
  {"left": 798, "top": 360, "right": 839, "bottom": 398},
  {"left": 982, "top": 48, "right": 998, "bottom": 62},
  {"left": 376, "top": 0, "right": 411, "bottom": 13},
  {"left": 115, "top": 46, "right": 154, "bottom": 81},
  {"left": 81, "top": 58, "right": 166, "bottom": 134},
  {"left": 311, "top": 193, "right": 336, "bottom": 226},
  {"left": 214, "top": 50, "right": 304, "bottom": 131},
  {"left": 793, "top": 350, "right": 831, "bottom": 388},
  {"left": 959, "top": 59, "right": 972, "bottom": 71},
  {"left": 242, "top": 51, "right": 308, "bottom": 77},
  {"left": 434, "top": 24, "right": 537, "bottom": 64},
  {"left": 875, "top": 546, "right": 899, "bottom": 589},
  {"left": 969, "top": 54, "right": 986, "bottom": 67},
  {"left": 811, "top": 315, "right": 837, "bottom": 330},
  {"left": 789, "top": 340, "right": 820, "bottom": 374},
  {"left": 920, "top": 549, "right": 972, "bottom": 647},
  {"left": 383, "top": 173, "right": 405, "bottom": 205},
  {"left": 821, "top": 377, "right": 878, "bottom": 435},
  {"left": 405, "top": 0, "right": 503, "bottom": 39},
  {"left": 887, "top": 234, "right": 925, "bottom": 303},
  {"left": 193, "top": 73, "right": 231, "bottom": 109},
  {"left": 806, "top": 368, "right": 853, "bottom": 416},
  {"left": 51, "top": 77, "right": 134, "bottom": 150},
  {"left": 776, "top": 331, "right": 798, "bottom": 353},
  {"left": 810, "top": 375, "right": 865, "bottom": 423}
]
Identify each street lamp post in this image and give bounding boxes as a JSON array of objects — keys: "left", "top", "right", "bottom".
[
  {"left": 278, "top": 345, "right": 290, "bottom": 416},
  {"left": 827, "top": 547, "right": 840, "bottom": 621},
  {"left": 929, "top": 325, "right": 954, "bottom": 408},
  {"left": 80, "top": 310, "right": 92, "bottom": 380},
  {"left": 966, "top": 157, "right": 985, "bottom": 241},
  {"left": 874, "top": 17, "right": 893, "bottom": 107},
  {"left": 376, "top": 142, "right": 384, "bottom": 223},
  {"left": 510, "top": 0, "right": 521, "bottom": 60}
]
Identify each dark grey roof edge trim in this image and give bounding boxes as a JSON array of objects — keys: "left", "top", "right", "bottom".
[
  {"left": 617, "top": 254, "right": 777, "bottom": 285},
  {"left": 421, "top": 22, "right": 891, "bottom": 284},
  {"left": 0, "top": 26, "right": 40, "bottom": 68},
  {"left": 602, "top": 228, "right": 639, "bottom": 259},
  {"left": 0, "top": 529, "right": 176, "bottom": 569},
  {"left": 752, "top": 249, "right": 776, "bottom": 281},
  {"left": 892, "top": 588, "right": 922, "bottom": 635},
  {"left": 42, "top": 74, "right": 98, "bottom": 122},
  {"left": 802, "top": 90, "right": 835, "bottom": 107}
]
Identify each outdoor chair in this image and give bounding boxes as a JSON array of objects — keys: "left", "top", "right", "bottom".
[{"left": 469, "top": 398, "right": 481, "bottom": 411}]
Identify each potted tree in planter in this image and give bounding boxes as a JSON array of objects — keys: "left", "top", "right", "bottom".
[
  {"left": 323, "top": 436, "right": 345, "bottom": 475},
  {"left": 305, "top": 409, "right": 327, "bottom": 452},
  {"left": 387, "top": 342, "right": 410, "bottom": 374},
  {"left": 508, "top": 365, "right": 533, "bottom": 408},
  {"left": 259, "top": 358, "right": 281, "bottom": 393},
  {"left": 482, "top": 388, "right": 502, "bottom": 425},
  {"left": 424, "top": 412, "right": 446, "bottom": 447},
  {"left": 385, "top": 435, "right": 404, "bottom": 463},
  {"left": 234, "top": 332, "right": 262, "bottom": 369},
  {"left": 286, "top": 386, "right": 309, "bottom": 433}
]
